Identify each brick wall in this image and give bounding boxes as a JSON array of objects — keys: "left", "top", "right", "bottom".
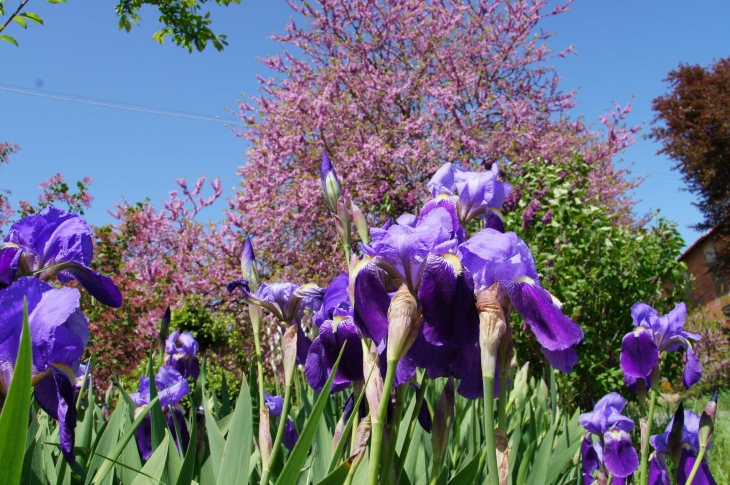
[{"left": 682, "top": 238, "right": 730, "bottom": 318}]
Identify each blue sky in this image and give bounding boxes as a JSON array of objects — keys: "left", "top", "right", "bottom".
[{"left": 1, "top": 1, "right": 729, "bottom": 247}]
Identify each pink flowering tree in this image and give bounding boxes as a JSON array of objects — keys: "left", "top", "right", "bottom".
[
  {"left": 229, "top": 0, "right": 639, "bottom": 283},
  {"left": 84, "top": 176, "right": 250, "bottom": 385},
  {"left": 0, "top": 142, "right": 19, "bottom": 229},
  {"left": 0, "top": 142, "right": 94, "bottom": 234}
]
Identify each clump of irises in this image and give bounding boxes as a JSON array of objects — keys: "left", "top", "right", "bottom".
[
  {"left": 0, "top": 207, "right": 122, "bottom": 463},
  {"left": 0, "top": 157, "right": 720, "bottom": 485},
  {"left": 226, "top": 155, "right": 591, "bottom": 485},
  {"left": 579, "top": 302, "right": 718, "bottom": 485}
]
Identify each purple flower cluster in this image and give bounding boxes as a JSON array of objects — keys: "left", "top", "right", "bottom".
[
  {"left": 620, "top": 302, "right": 701, "bottom": 391},
  {"left": 579, "top": 393, "right": 639, "bottom": 482},
  {"left": 0, "top": 207, "right": 123, "bottom": 464},
  {"left": 131, "top": 366, "right": 191, "bottom": 459}
]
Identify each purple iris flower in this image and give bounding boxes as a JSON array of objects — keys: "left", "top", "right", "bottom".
[
  {"left": 579, "top": 393, "right": 639, "bottom": 480},
  {"left": 75, "top": 363, "right": 89, "bottom": 392},
  {"left": 283, "top": 417, "right": 299, "bottom": 451},
  {"left": 165, "top": 331, "right": 200, "bottom": 379},
  {"left": 620, "top": 302, "right": 701, "bottom": 390},
  {"left": 264, "top": 392, "right": 284, "bottom": 416},
  {"left": 423, "top": 162, "right": 511, "bottom": 232},
  {"left": 130, "top": 366, "right": 190, "bottom": 460},
  {"left": 0, "top": 277, "right": 88, "bottom": 464},
  {"left": 0, "top": 207, "right": 122, "bottom": 307},
  {"left": 649, "top": 410, "right": 717, "bottom": 485},
  {"left": 305, "top": 273, "right": 364, "bottom": 393},
  {"left": 353, "top": 207, "right": 480, "bottom": 385},
  {"left": 263, "top": 391, "right": 298, "bottom": 450},
  {"left": 228, "top": 280, "right": 325, "bottom": 365},
  {"left": 460, "top": 228, "right": 583, "bottom": 372}
]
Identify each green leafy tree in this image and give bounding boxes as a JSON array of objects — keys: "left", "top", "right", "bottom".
[
  {"left": 500, "top": 154, "right": 690, "bottom": 408},
  {"left": 115, "top": 0, "right": 243, "bottom": 52},
  {"left": 0, "top": 0, "right": 242, "bottom": 50}
]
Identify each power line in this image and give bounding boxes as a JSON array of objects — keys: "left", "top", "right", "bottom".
[{"left": 0, "top": 84, "right": 245, "bottom": 126}]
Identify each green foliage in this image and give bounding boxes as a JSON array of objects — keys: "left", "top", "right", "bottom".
[
  {"left": 501, "top": 154, "right": 690, "bottom": 408},
  {"left": 115, "top": 0, "right": 243, "bottom": 52},
  {"left": 0, "top": 301, "right": 32, "bottom": 485},
  {"left": 170, "top": 294, "right": 249, "bottom": 400},
  {"left": 0, "top": 0, "right": 239, "bottom": 51},
  {"left": 0, "top": 0, "right": 65, "bottom": 47}
]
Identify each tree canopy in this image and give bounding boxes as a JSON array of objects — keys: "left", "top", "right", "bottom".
[
  {"left": 0, "top": 0, "right": 242, "bottom": 50},
  {"left": 650, "top": 57, "right": 730, "bottom": 273}
]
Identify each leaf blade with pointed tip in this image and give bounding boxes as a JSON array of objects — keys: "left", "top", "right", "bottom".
[
  {"left": 218, "top": 375, "right": 253, "bottom": 484},
  {"left": 89, "top": 395, "right": 160, "bottom": 485},
  {"left": 275, "top": 344, "right": 346, "bottom": 485},
  {"left": 0, "top": 299, "right": 32, "bottom": 485}
]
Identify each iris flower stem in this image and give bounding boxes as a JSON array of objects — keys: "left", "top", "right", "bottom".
[
  {"left": 261, "top": 381, "right": 292, "bottom": 485},
  {"left": 366, "top": 359, "right": 398, "bottom": 485},
  {"left": 395, "top": 373, "right": 429, "bottom": 485},
  {"left": 251, "top": 306, "right": 267, "bottom": 470},
  {"left": 382, "top": 384, "right": 407, "bottom": 485},
  {"left": 639, "top": 389, "right": 658, "bottom": 485},
  {"left": 350, "top": 383, "right": 362, "bottom": 456},
  {"left": 479, "top": 376, "right": 499, "bottom": 485},
  {"left": 497, "top": 368, "right": 509, "bottom": 431},
  {"left": 341, "top": 239, "right": 351, "bottom": 271},
  {"left": 684, "top": 445, "right": 707, "bottom": 485},
  {"left": 428, "top": 456, "right": 442, "bottom": 485}
]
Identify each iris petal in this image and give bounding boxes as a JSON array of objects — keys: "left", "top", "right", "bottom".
[
  {"left": 649, "top": 453, "right": 671, "bottom": 485},
  {"left": 283, "top": 418, "right": 299, "bottom": 451},
  {"left": 304, "top": 339, "right": 328, "bottom": 393},
  {"left": 35, "top": 368, "right": 77, "bottom": 464},
  {"left": 677, "top": 448, "right": 717, "bottom": 485},
  {"left": 603, "top": 429, "right": 639, "bottom": 478},
  {"left": 57, "top": 265, "right": 123, "bottom": 308},
  {"left": 418, "top": 255, "right": 479, "bottom": 347},
  {"left": 682, "top": 345, "right": 702, "bottom": 390},
  {"left": 620, "top": 326, "right": 658, "bottom": 379},
  {"left": 542, "top": 346, "right": 578, "bottom": 373},
  {"left": 507, "top": 282, "right": 583, "bottom": 351},
  {"left": 0, "top": 246, "right": 20, "bottom": 286},
  {"left": 353, "top": 262, "right": 390, "bottom": 343}
]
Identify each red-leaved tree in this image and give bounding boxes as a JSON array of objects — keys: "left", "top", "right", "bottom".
[{"left": 228, "top": 0, "right": 639, "bottom": 284}]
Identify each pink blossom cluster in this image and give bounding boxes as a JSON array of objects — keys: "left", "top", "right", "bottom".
[
  {"left": 0, "top": 142, "right": 20, "bottom": 229},
  {"left": 228, "top": 0, "right": 640, "bottom": 284}
]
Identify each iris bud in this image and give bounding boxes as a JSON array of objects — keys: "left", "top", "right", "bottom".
[
  {"left": 431, "top": 377, "right": 455, "bottom": 467},
  {"left": 668, "top": 402, "right": 685, "bottom": 468},
  {"left": 363, "top": 342, "right": 383, "bottom": 423},
  {"left": 159, "top": 307, "right": 171, "bottom": 349},
  {"left": 699, "top": 390, "right": 718, "bottom": 448},
  {"left": 321, "top": 153, "right": 341, "bottom": 214},
  {"left": 282, "top": 324, "right": 298, "bottom": 386},
  {"left": 241, "top": 237, "right": 260, "bottom": 291},
  {"left": 336, "top": 199, "right": 352, "bottom": 248},
  {"left": 259, "top": 408, "right": 272, "bottom": 465},
  {"left": 351, "top": 201, "right": 370, "bottom": 244},
  {"left": 477, "top": 283, "right": 507, "bottom": 378},
  {"left": 386, "top": 284, "right": 422, "bottom": 362},
  {"left": 348, "top": 415, "right": 372, "bottom": 469}
]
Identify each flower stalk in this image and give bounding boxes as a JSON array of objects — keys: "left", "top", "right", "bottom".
[
  {"left": 366, "top": 359, "right": 397, "bottom": 485},
  {"left": 476, "top": 283, "right": 506, "bottom": 485},
  {"left": 639, "top": 388, "right": 658, "bottom": 485}
]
